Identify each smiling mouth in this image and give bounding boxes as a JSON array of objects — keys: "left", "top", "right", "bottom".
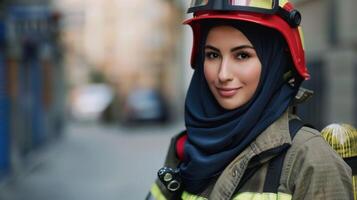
[{"left": 216, "top": 87, "right": 241, "bottom": 98}]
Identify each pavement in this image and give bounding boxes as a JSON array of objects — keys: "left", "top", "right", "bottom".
[{"left": 0, "top": 120, "right": 184, "bottom": 200}]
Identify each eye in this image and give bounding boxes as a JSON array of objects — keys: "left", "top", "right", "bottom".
[
  {"left": 205, "top": 51, "right": 219, "bottom": 60},
  {"left": 236, "top": 51, "right": 251, "bottom": 60}
]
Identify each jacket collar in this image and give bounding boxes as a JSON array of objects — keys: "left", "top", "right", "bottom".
[
  {"left": 249, "top": 110, "right": 291, "bottom": 157},
  {"left": 251, "top": 86, "right": 313, "bottom": 157}
]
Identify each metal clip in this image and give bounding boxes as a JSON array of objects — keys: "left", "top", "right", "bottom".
[{"left": 157, "top": 167, "right": 182, "bottom": 192}]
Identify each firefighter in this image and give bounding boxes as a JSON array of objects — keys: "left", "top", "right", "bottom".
[
  {"left": 147, "top": 0, "right": 353, "bottom": 199},
  {"left": 321, "top": 124, "right": 357, "bottom": 200}
]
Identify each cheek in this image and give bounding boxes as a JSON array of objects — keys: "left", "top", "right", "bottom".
[
  {"left": 204, "top": 63, "right": 217, "bottom": 83},
  {"left": 238, "top": 61, "right": 261, "bottom": 87}
]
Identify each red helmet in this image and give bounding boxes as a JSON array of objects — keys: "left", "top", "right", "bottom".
[{"left": 184, "top": 0, "right": 310, "bottom": 79}]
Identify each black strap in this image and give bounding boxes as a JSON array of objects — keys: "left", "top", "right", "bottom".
[
  {"left": 235, "top": 119, "right": 306, "bottom": 193},
  {"left": 263, "top": 119, "right": 304, "bottom": 193},
  {"left": 344, "top": 156, "right": 357, "bottom": 175}
]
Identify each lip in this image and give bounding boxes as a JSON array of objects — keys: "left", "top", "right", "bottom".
[{"left": 216, "top": 87, "right": 241, "bottom": 98}]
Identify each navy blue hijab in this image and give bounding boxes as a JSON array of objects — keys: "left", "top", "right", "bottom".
[{"left": 181, "top": 20, "right": 302, "bottom": 194}]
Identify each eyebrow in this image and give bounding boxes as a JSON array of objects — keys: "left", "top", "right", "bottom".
[{"left": 205, "top": 45, "right": 254, "bottom": 52}]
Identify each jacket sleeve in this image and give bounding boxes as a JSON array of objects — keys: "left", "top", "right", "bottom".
[{"left": 286, "top": 128, "right": 353, "bottom": 200}]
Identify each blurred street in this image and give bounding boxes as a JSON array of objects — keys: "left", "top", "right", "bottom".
[{"left": 0, "top": 121, "right": 184, "bottom": 200}]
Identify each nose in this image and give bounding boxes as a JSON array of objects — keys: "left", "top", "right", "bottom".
[{"left": 218, "top": 57, "right": 233, "bottom": 83}]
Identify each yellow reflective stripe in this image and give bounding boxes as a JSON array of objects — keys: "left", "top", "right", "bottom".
[
  {"left": 249, "top": 0, "right": 273, "bottom": 9},
  {"left": 279, "top": 0, "right": 289, "bottom": 7},
  {"left": 180, "top": 191, "right": 291, "bottom": 200},
  {"left": 231, "top": 0, "right": 291, "bottom": 9},
  {"left": 298, "top": 27, "right": 305, "bottom": 50},
  {"left": 232, "top": 192, "right": 292, "bottom": 200},
  {"left": 150, "top": 183, "right": 167, "bottom": 200},
  {"left": 181, "top": 191, "right": 207, "bottom": 200}
]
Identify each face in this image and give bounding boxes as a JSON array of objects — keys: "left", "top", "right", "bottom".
[{"left": 204, "top": 25, "right": 262, "bottom": 110}]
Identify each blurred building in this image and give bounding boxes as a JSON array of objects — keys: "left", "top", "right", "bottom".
[
  {"left": 0, "top": 0, "right": 66, "bottom": 179},
  {"left": 292, "top": 0, "right": 357, "bottom": 129},
  {"left": 54, "top": 0, "right": 188, "bottom": 123}
]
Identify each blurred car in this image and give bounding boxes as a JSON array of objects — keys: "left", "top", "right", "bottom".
[
  {"left": 122, "top": 88, "right": 168, "bottom": 124},
  {"left": 71, "top": 83, "right": 114, "bottom": 121}
]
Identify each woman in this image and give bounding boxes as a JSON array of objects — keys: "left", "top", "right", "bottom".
[{"left": 148, "top": 0, "right": 353, "bottom": 199}]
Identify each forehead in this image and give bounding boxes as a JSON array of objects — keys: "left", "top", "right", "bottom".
[{"left": 205, "top": 25, "right": 252, "bottom": 46}]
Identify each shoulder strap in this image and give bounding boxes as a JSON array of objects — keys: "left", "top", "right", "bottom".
[
  {"left": 288, "top": 119, "right": 306, "bottom": 139},
  {"left": 344, "top": 156, "right": 357, "bottom": 175},
  {"left": 263, "top": 119, "right": 305, "bottom": 192},
  {"left": 235, "top": 119, "right": 306, "bottom": 193}
]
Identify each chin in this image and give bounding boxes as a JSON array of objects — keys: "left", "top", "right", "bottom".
[{"left": 219, "top": 100, "right": 244, "bottom": 110}]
